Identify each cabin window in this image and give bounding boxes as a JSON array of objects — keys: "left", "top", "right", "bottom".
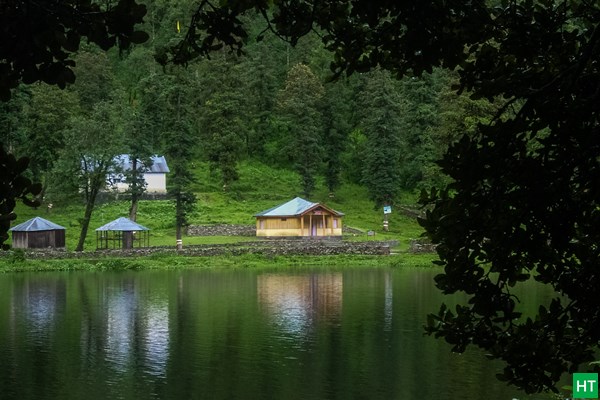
[
  {"left": 333, "top": 219, "right": 338, "bottom": 228},
  {"left": 281, "top": 218, "right": 287, "bottom": 221},
  {"left": 260, "top": 220, "right": 265, "bottom": 229}
]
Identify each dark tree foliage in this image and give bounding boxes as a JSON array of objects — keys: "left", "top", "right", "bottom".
[
  {"left": 322, "top": 82, "right": 351, "bottom": 194},
  {"left": 359, "top": 70, "right": 402, "bottom": 208},
  {"left": 201, "top": 59, "right": 247, "bottom": 188},
  {"left": 170, "top": 0, "right": 600, "bottom": 394},
  {"left": 0, "top": 145, "right": 41, "bottom": 249},
  {"left": 0, "top": 0, "right": 148, "bottom": 101},
  {"left": 397, "top": 72, "right": 444, "bottom": 190},
  {"left": 277, "top": 63, "right": 324, "bottom": 198}
]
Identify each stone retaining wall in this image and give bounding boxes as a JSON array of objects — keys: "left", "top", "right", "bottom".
[
  {"left": 3, "top": 240, "right": 397, "bottom": 259},
  {"left": 186, "top": 224, "right": 256, "bottom": 236},
  {"left": 408, "top": 239, "right": 437, "bottom": 253}
]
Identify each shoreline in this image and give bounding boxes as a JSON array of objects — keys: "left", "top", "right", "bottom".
[{"left": 0, "top": 251, "right": 438, "bottom": 273}]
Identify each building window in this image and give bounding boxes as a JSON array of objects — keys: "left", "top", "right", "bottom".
[
  {"left": 260, "top": 220, "right": 265, "bottom": 229},
  {"left": 333, "top": 219, "right": 338, "bottom": 228},
  {"left": 281, "top": 218, "right": 287, "bottom": 221}
]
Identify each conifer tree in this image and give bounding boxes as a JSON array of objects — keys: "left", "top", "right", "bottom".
[
  {"left": 277, "top": 63, "right": 324, "bottom": 197},
  {"left": 322, "top": 82, "right": 352, "bottom": 195},
  {"left": 360, "top": 70, "right": 403, "bottom": 208}
]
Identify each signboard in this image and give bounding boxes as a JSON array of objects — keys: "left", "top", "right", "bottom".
[{"left": 383, "top": 206, "right": 392, "bottom": 214}]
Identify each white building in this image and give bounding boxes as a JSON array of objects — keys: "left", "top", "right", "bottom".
[{"left": 109, "top": 155, "right": 170, "bottom": 193}]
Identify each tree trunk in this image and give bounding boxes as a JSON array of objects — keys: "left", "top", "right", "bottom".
[
  {"left": 75, "top": 186, "right": 99, "bottom": 252},
  {"left": 129, "top": 198, "right": 138, "bottom": 221},
  {"left": 129, "top": 158, "right": 139, "bottom": 221},
  {"left": 176, "top": 222, "right": 182, "bottom": 250}
]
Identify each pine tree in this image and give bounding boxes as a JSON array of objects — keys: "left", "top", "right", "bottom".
[
  {"left": 140, "top": 69, "right": 198, "bottom": 248},
  {"left": 277, "top": 63, "right": 324, "bottom": 197},
  {"left": 396, "top": 71, "right": 445, "bottom": 189},
  {"left": 322, "top": 81, "right": 352, "bottom": 195},
  {"left": 200, "top": 59, "right": 247, "bottom": 188},
  {"left": 360, "top": 69, "right": 403, "bottom": 208}
]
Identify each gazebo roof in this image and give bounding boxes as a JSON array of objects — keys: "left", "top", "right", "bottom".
[
  {"left": 255, "top": 197, "right": 344, "bottom": 217},
  {"left": 95, "top": 217, "right": 149, "bottom": 232},
  {"left": 9, "top": 217, "right": 66, "bottom": 232}
]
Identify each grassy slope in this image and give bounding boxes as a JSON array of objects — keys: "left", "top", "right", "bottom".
[{"left": 9, "top": 160, "right": 428, "bottom": 253}]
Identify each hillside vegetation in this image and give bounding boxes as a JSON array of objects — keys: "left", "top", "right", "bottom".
[{"left": 10, "top": 161, "right": 424, "bottom": 251}]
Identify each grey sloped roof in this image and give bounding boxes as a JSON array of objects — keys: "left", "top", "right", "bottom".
[
  {"left": 10, "top": 217, "right": 66, "bottom": 232},
  {"left": 114, "top": 155, "right": 170, "bottom": 173},
  {"left": 95, "top": 217, "right": 149, "bottom": 231},
  {"left": 255, "top": 197, "right": 344, "bottom": 217}
]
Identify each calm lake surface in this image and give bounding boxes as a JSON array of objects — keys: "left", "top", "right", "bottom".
[{"left": 0, "top": 267, "right": 556, "bottom": 400}]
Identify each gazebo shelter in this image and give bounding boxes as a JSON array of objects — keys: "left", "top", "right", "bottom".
[
  {"left": 9, "top": 217, "right": 66, "bottom": 249},
  {"left": 95, "top": 217, "right": 150, "bottom": 249}
]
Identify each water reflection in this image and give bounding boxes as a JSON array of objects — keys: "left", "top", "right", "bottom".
[
  {"left": 16, "top": 278, "right": 65, "bottom": 338},
  {"left": 257, "top": 273, "right": 342, "bottom": 337},
  {"left": 102, "top": 278, "right": 171, "bottom": 379},
  {"left": 105, "top": 282, "right": 136, "bottom": 372},
  {"left": 142, "top": 301, "right": 170, "bottom": 377},
  {"left": 0, "top": 268, "right": 558, "bottom": 400}
]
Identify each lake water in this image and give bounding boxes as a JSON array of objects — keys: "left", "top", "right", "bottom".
[{"left": 0, "top": 267, "right": 557, "bottom": 400}]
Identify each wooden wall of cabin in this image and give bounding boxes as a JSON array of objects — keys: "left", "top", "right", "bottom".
[
  {"left": 12, "top": 230, "right": 66, "bottom": 249},
  {"left": 256, "top": 215, "right": 343, "bottom": 237}
]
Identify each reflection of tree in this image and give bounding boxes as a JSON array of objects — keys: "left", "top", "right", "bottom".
[
  {"left": 257, "top": 273, "right": 343, "bottom": 337},
  {"left": 16, "top": 277, "right": 66, "bottom": 334}
]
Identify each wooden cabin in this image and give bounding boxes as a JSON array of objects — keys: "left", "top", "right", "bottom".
[
  {"left": 95, "top": 217, "right": 150, "bottom": 249},
  {"left": 9, "top": 217, "right": 66, "bottom": 249},
  {"left": 255, "top": 197, "right": 344, "bottom": 238}
]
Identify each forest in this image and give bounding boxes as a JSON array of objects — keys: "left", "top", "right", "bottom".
[{"left": 0, "top": 1, "right": 497, "bottom": 217}]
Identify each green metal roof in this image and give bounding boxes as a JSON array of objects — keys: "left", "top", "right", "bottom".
[{"left": 255, "top": 197, "right": 344, "bottom": 217}]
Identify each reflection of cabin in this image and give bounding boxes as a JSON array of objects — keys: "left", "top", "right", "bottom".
[
  {"left": 257, "top": 273, "right": 343, "bottom": 334},
  {"left": 255, "top": 197, "right": 344, "bottom": 238},
  {"left": 95, "top": 217, "right": 150, "bottom": 249},
  {"left": 9, "top": 217, "right": 66, "bottom": 249},
  {"left": 109, "top": 155, "right": 170, "bottom": 193}
]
